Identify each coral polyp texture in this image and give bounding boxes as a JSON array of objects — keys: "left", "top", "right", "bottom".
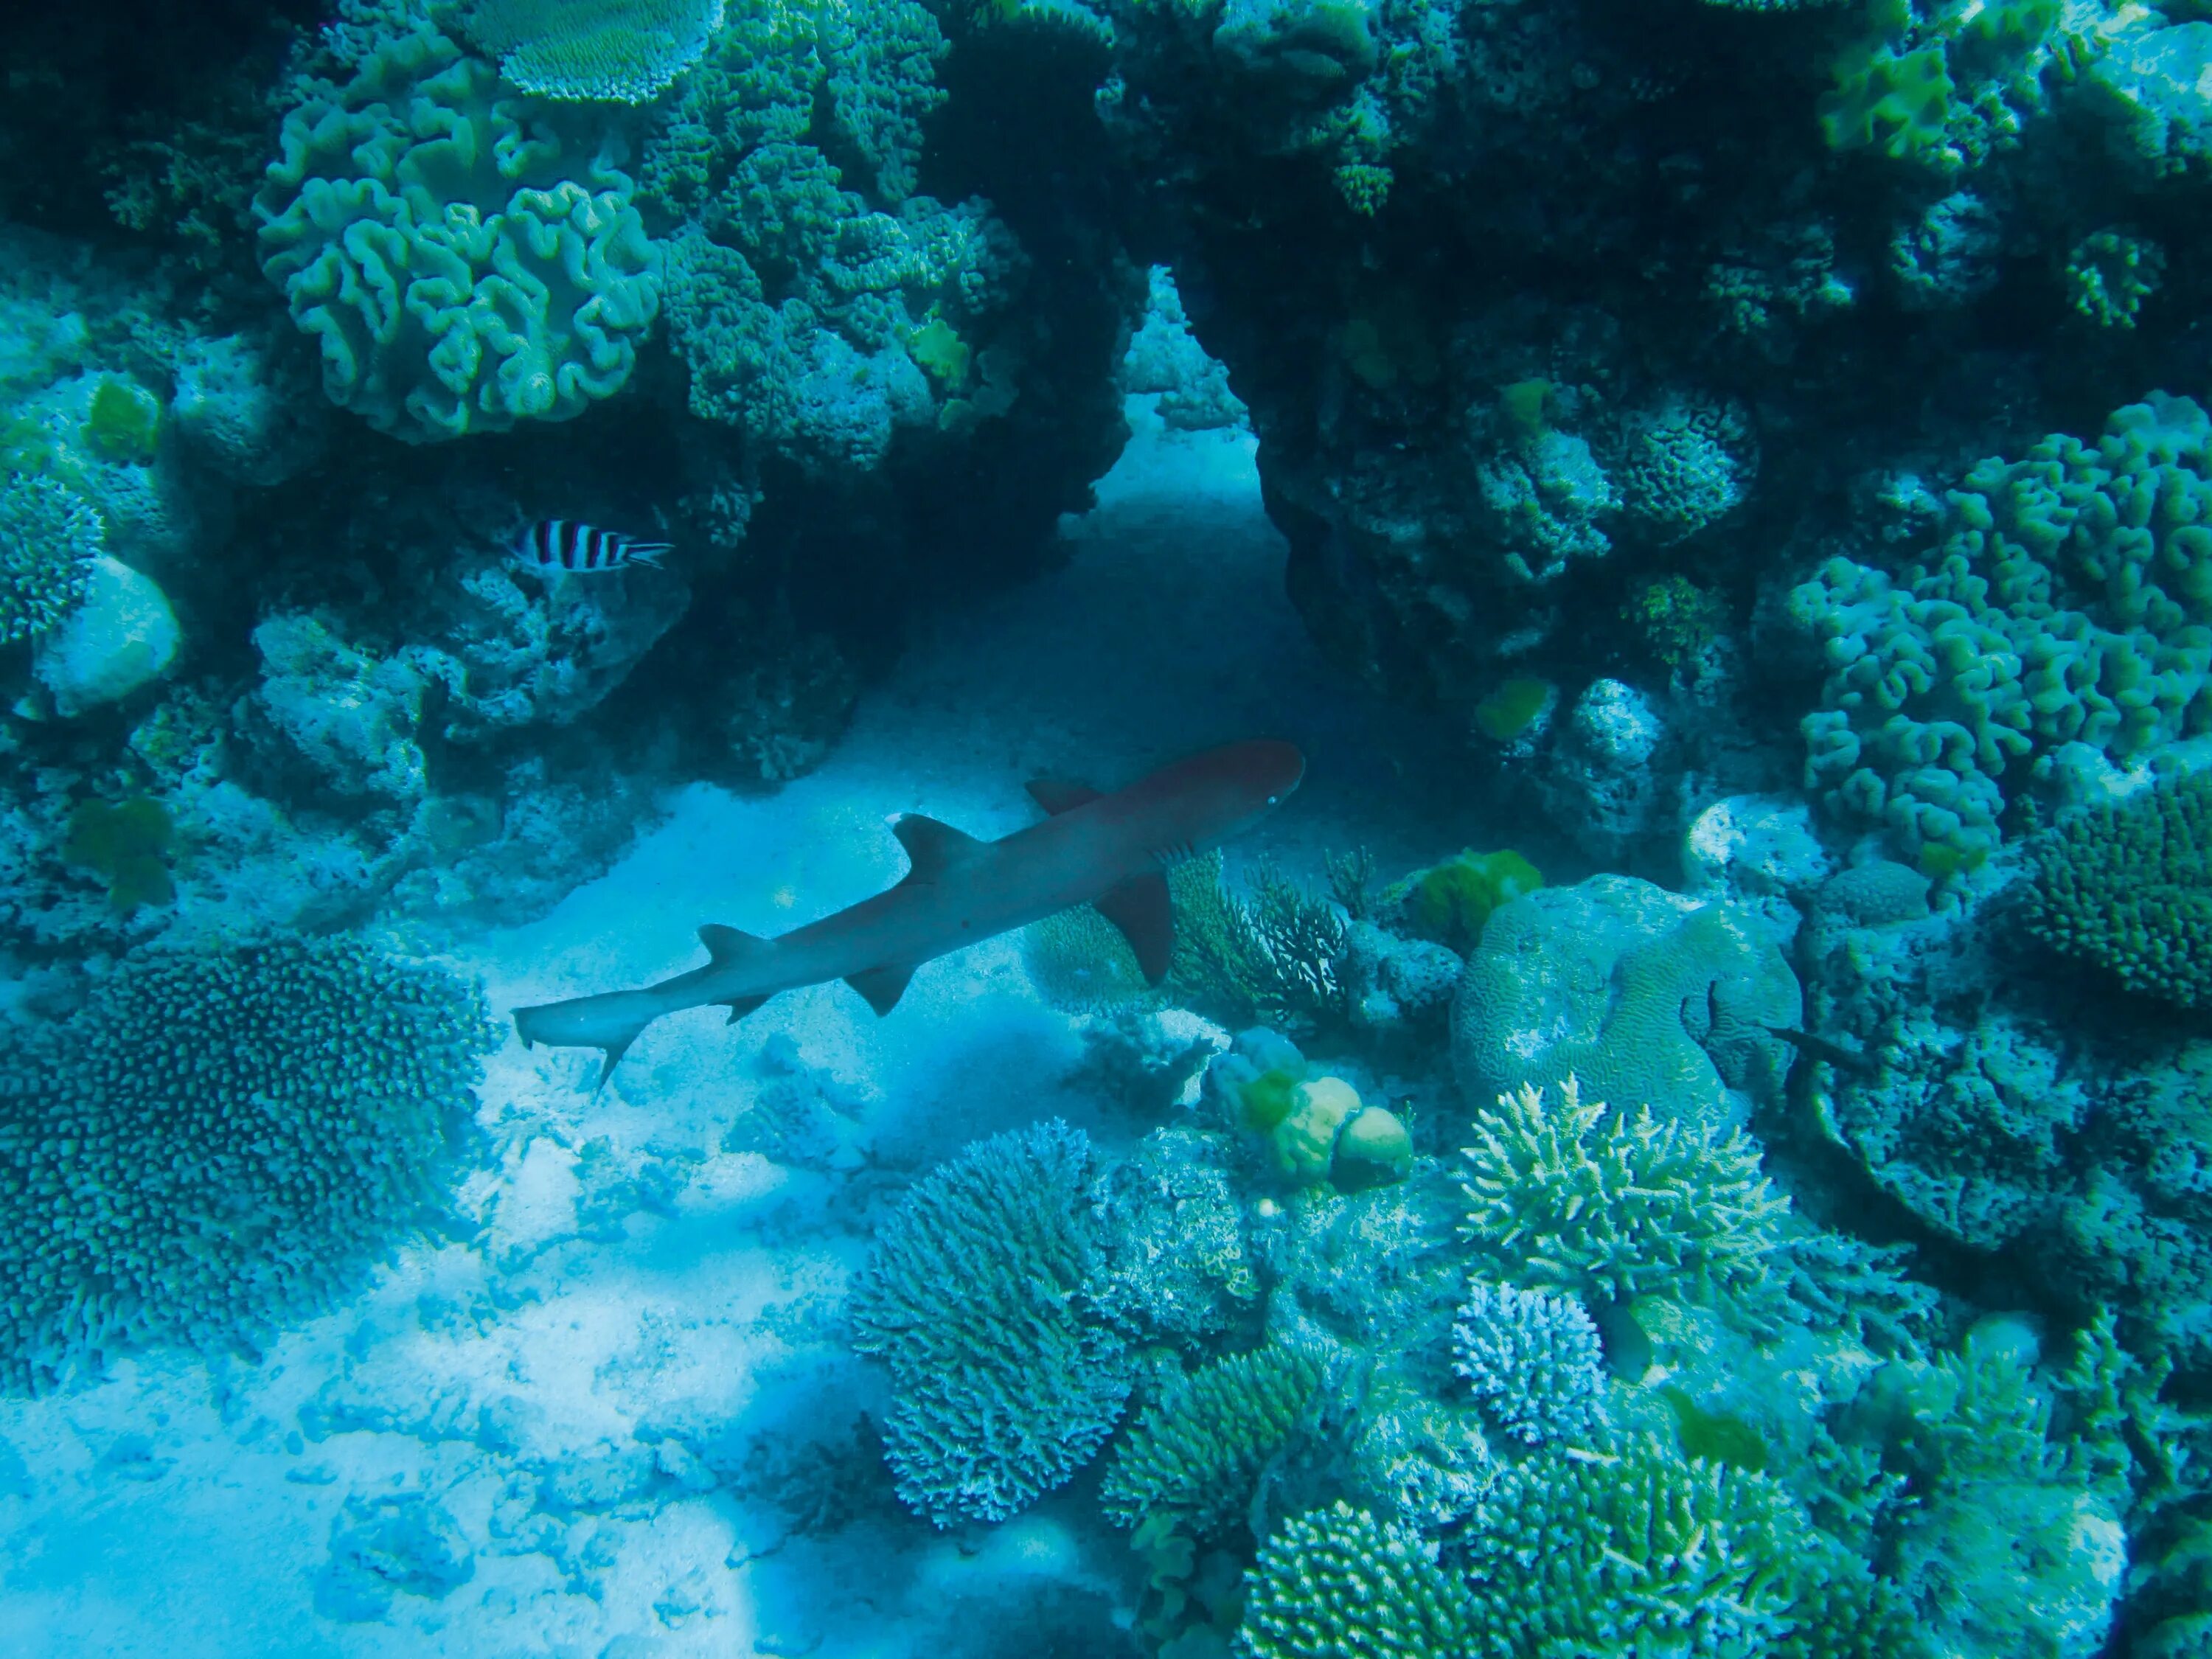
[
  {"left": 2028, "top": 771, "right": 2212, "bottom": 1009},
  {"left": 254, "top": 15, "right": 662, "bottom": 441},
  {"left": 1235, "top": 1501, "right": 1474, "bottom": 1659},
  {"left": 1100, "top": 1343, "right": 1324, "bottom": 1538},
  {"left": 456, "top": 0, "right": 728, "bottom": 102},
  {"left": 0, "top": 937, "right": 494, "bottom": 1395},
  {"left": 1450, "top": 1279, "right": 1605, "bottom": 1446},
  {"left": 846, "top": 1119, "right": 1132, "bottom": 1526},
  {"left": 1458, "top": 1077, "right": 1790, "bottom": 1307},
  {"left": 0, "top": 473, "right": 101, "bottom": 645}
]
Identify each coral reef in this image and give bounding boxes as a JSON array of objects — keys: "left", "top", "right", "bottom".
[
  {"left": 846, "top": 1119, "right": 1130, "bottom": 1524},
  {"left": 0, "top": 936, "right": 494, "bottom": 1394}
]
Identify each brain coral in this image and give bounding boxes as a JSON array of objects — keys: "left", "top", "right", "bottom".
[
  {"left": 0, "top": 936, "right": 494, "bottom": 1394},
  {"left": 456, "top": 0, "right": 727, "bottom": 102},
  {"left": 847, "top": 1119, "right": 1131, "bottom": 1525},
  {"left": 1449, "top": 874, "right": 1800, "bottom": 1123},
  {"left": 255, "top": 16, "right": 661, "bottom": 441}
]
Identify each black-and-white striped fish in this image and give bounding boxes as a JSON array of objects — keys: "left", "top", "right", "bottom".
[{"left": 513, "top": 520, "right": 673, "bottom": 574}]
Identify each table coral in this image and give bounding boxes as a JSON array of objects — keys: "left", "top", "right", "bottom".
[{"left": 456, "top": 0, "right": 727, "bottom": 102}]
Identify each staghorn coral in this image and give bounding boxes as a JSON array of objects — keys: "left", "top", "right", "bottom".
[
  {"left": 846, "top": 1119, "right": 1130, "bottom": 1525},
  {"left": 1458, "top": 1077, "right": 1790, "bottom": 1308},
  {"left": 456, "top": 0, "right": 727, "bottom": 102},
  {"left": 1101, "top": 1343, "right": 1324, "bottom": 1538},
  {"left": 0, "top": 937, "right": 494, "bottom": 1394}
]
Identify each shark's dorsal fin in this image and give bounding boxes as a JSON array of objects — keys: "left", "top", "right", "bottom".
[
  {"left": 1093, "top": 873, "right": 1175, "bottom": 985},
  {"left": 1026, "top": 777, "right": 1102, "bottom": 815},
  {"left": 699, "top": 923, "right": 773, "bottom": 966},
  {"left": 845, "top": 964, "right": 914, "bottom": 1017},
  {"left": 891, "top": 815, "right": 985, "bottom": 885}
]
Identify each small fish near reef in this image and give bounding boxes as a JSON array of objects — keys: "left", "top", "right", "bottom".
[
  {"left": 512, "top": 520, "right": 673, "bottom": 575},
  {"left": 513, "top": 740, "right": 1307, "bottom": 1086}
]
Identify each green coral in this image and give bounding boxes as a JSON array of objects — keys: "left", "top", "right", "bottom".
[
  {"left": 1235, "top": 1501, "right": 1472, "bottom": 1658},
  {"left": 63, "top": 796, "right": 175, "bottom": 913},
  {"left": 456, "top": 0, "right": 727, "bottom": 101},
  {"left": 0, "top": 472, "right": 101, "bottom": 644},
  {"left": 1464, "top": 1435, "right": 1806, "bottom": 1655},
  {"left": 2028, "top": 773, "right": 2212, "bottom": 1006},
  {"left": 1167, "top": 851, "right": 1349, "bottom": 1035},
  {"left": 2067, "top": 230, "right": 2165, "bottom": 330},
  {"left": 0, "top": 937, "right": 494, "bottom": 1394},
  {"left": 1102, "top": 1344, "right": 1324, "bottom": 1537},
  {"left": 254, "top": 17, "right": 661, "bottom": 441},
  {"left": 1625, "top": 574, "right": 1730, "bottom": 667},
  {"left": 1820, "top": 45, "right": 1955, "bottom": 161},
  {"left": 847, "top": 1119, "right": 1131, "bottom": 1525},
  {"left": 83, "top": 378, "right": 163, "bottom": 464},
  {"left": 1384, "top": 847, "right": 1540, "bottom": 955},
  {"left": 1458, "top": 1077, "right": 1790, "bottom": 1307},
  {"left": 1792, "top": 394, "right": 2212, "bottom": 866},
  {"left": 1471, "top": 675, "right": 1554, "bottom": 742}
]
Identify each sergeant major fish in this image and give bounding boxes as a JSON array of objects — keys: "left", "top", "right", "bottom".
[
  {"left": 513, "top": 520, "right": 673, "bottom": 574},
  {"left": 513, "top": 740, "right": 1307, "bottom": 1086}
]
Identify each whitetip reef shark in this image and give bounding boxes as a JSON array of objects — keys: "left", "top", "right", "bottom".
[{"left": 512, "top": 740, "right": 1307, "bottom": 1084}]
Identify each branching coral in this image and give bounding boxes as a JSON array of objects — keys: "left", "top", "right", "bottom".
[
  {"left": 2028, "top": 772, "right": 2212, "bottom": 1008},
  {"left": 847, "top": 1119, "right": 1130, "bottom": 1525},
  {"left": 0, "top": 473, "right": 100, "bottom": 644},
  {"left": 1236, "top": 1500, "right": 1473, "bottom": 1659},
  {"left": 0, "top": 937, "right": 494, "bottom": 1394},
  {"left": 1458, "top": 1077, "right": 1790, "bottom": 1307},
  {"left": 1450, "top": 1279, "right": 1605, "bottom": 1445},
  {"left": 1101, "top": 1343, "right": 1323, "bottom": 1537}
]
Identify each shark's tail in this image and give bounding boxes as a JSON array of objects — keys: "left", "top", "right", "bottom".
[{"left": 513, "top": 988, "right": 665, "bottom": 1090}]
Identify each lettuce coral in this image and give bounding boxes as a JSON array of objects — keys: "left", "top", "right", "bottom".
[
  {"left": 847, "top": 1119, "right": 1131, "bottom": 1525},
  {"left": 254, "top": 16, "right": 661, "bottom": 441}
]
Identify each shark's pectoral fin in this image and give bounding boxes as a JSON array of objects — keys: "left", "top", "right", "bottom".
[
  {"left": 720, "top": 994, "right": 771, "bottom": 1025},
  {"left": 1095, "top": 872, "right": 1175, "bottom": 984},
  {"left": 593, "top": 1040, "right": 634, "bottom": 1092},
  {"left": 698, "top": 923, "right": 773, "bottom": 967},
  {"left": 1026, "top": 777, "right": 1102, "bottom": 815},
  {"left": 891, "top": 815, "right": 987, "bottom": 885},
  {"left": 845, "top": 964, "right": 915, "bottom": 1017}
]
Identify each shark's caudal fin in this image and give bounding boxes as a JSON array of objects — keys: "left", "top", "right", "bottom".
[{"left": 513, "top": 997, "right": 658, "bottom": 1093}]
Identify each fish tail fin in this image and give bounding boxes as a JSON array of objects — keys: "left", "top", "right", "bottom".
[
  {"left": 512, "top": 995, "right": 658, "bottom": 1091},
  {"left": 624, "top": 542, "right": 674, "bottom": 568}
]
